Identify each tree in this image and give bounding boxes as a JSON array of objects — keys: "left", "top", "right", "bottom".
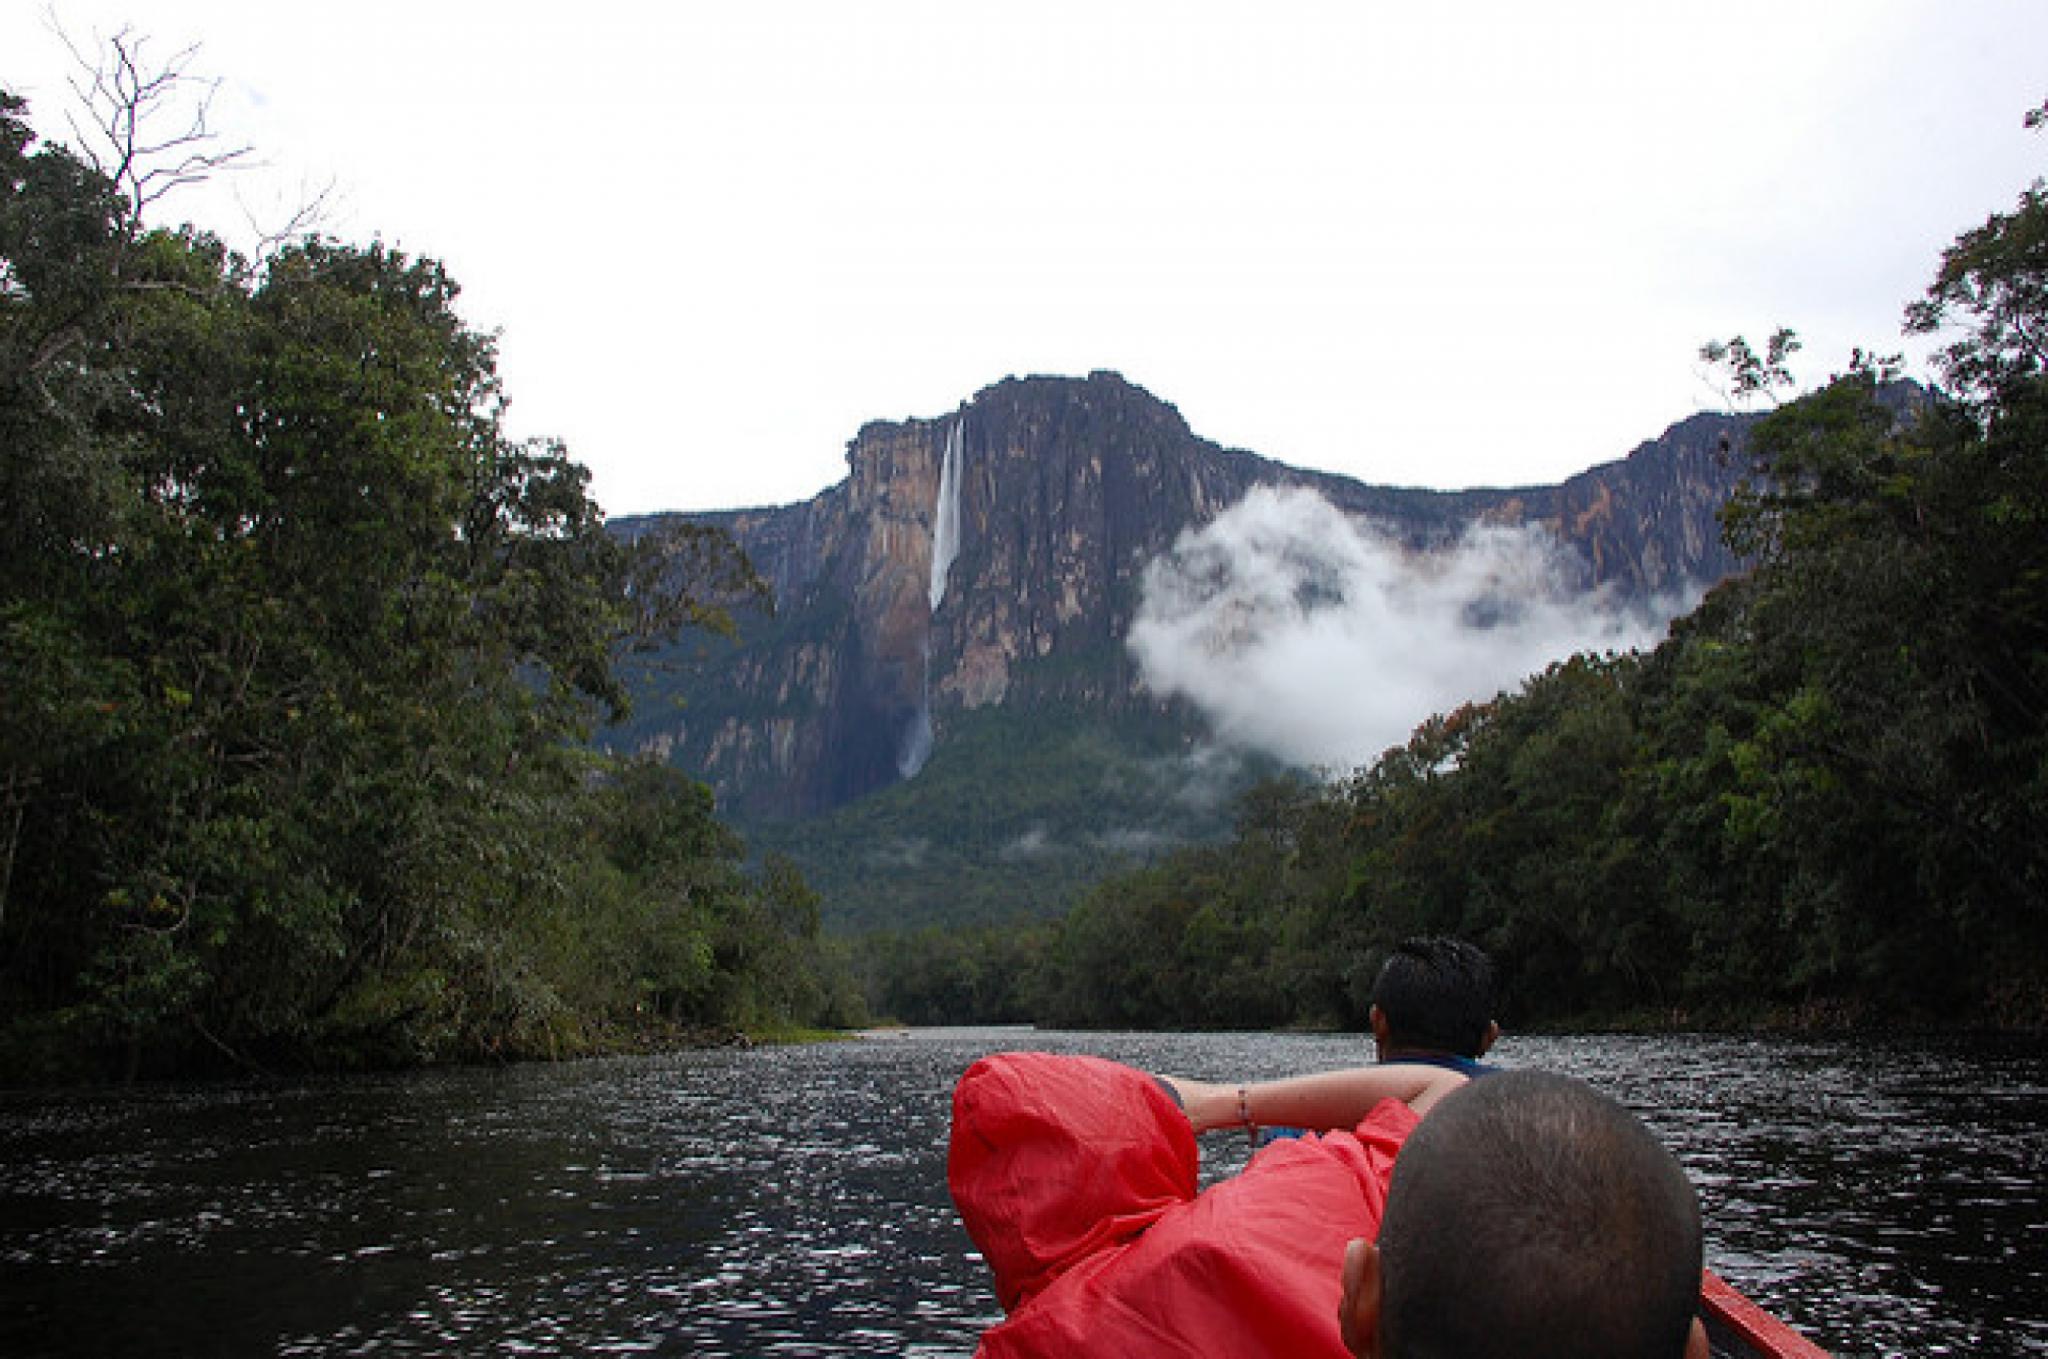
[
  {"left": 1905, "top": 99, "right": 2048, "bottom": 408},
  {"left": 0, "top": 78, "right": 832, "bottom": 1077},
  {"left": 1675, "top": 102, "right": 2048, "bottom": 1014}
]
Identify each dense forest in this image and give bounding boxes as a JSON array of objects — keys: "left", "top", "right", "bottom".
[
  {"left": 0, "top": 79, "right": 864, "bottom": 1080},
  {"left": 859, "top": 107, "right": 2048, "bottom": 1034}
]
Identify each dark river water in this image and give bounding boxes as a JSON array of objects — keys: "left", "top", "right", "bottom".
[{"left": 1, "top": 1029, "right": 2042, "bottom": 1357}]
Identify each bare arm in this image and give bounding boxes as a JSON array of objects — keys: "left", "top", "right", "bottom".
[{"left": 1161, "top": 1064, "right": 1467, "bottom": 1135}]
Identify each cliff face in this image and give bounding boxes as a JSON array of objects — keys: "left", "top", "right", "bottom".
[{"left": 612, "top": 372, "right": 1753, "bottom": 821}]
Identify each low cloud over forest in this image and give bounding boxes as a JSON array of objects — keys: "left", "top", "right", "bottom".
[{"left": 1129, "top": 487, "right": 1692, "bottom": 770}]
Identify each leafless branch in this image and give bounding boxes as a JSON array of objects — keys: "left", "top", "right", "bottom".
[
  {"left": 53, "top": 17, "right": 253, "bottom": 220},
  {"left": 240, "top": 174, "right": 339, "bottom": 258}
]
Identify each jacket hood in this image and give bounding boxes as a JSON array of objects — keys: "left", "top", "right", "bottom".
[{"left": 948, "top": 1052, "right": 1198, "bottom": 1312}]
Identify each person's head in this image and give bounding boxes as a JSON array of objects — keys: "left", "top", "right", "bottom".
[
  {"left": 1339, "top": 1070, "right": 1707, "bottom": 1359},
  {"left": 1368, "top": 937, "right": 1499, "bottom": 1060}
]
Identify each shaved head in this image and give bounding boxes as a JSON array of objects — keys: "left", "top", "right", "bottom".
[{"left": 1375, "top": 1071, "right": 1702, "bottom": 1359}]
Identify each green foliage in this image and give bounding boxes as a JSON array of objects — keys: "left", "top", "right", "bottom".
[
  {"left": 747, "top": 702, "right": 1278, "bottom": 932},
  {"left": 0, "top": 89, "right": 855, "bottom": 1078},
  {"left": 1699, "top": 327, "right": 1803, "bottom": 405},
  {"left": 852, "top": 923, "right": 1047, "bottom": 1025}
]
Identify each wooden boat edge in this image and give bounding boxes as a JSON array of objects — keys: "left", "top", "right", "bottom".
[{"left": 1702, "top": 1269, "right": 1830, "bottom": 1358}]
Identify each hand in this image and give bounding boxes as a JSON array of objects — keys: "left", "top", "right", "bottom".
[{"left": 1155, "top": 1074, "right": 1237, "bottom": 1135}]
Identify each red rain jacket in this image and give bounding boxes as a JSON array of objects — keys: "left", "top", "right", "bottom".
[{"left": 948, "top": 1052, "right": 1418, "bottom": 1358}]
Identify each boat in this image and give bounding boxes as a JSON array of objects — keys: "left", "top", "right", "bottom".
[{"left": 1702, "top": 1270, "right": 1830, "bottom": 1358}]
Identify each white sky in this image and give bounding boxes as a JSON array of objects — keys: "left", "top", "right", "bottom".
[{"left": 5, "top": 2, "right": 2044, "bottom": 514}]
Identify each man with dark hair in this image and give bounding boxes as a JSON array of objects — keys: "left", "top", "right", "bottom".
[
  {"left": 1258, "top": 937, "right": 1501, "bottom": 1154},
  {"left": 1338, "top": 1070, "right": 1706, "bottom": 1359},
  {"left": 1368, "top": 936, "right": 1500, "bottom": 1072},
  {"left": 950, "top": 1055, "right": 1709, "bottom": 1359}
]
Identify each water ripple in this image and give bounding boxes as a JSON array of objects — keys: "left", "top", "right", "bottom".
[{"left": 1, "top": 1030, "right": 2042, "bottom": 1356}]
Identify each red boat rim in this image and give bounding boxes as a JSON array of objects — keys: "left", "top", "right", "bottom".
[{"left": 1701, "top": 1269, "right": 1829, "bottom": 1358}]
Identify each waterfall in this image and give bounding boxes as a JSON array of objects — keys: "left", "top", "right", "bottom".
[
  {"left": 902, "top": 417, "right": 964, "bottom": 780},
  {"left": 896, "top": 689, "right": 933, "bottom": 780},
  {"left": 929, "top": 417, "right": 963, "bottom": 611}
]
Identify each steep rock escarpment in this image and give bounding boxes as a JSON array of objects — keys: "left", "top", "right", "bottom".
[{"left": 611, "top": 372, "right": 1755, "bottom": 820}]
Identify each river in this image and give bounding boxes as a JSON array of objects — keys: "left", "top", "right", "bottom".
[{"left": 1, "top": 1029, "right": 2042, "bottom": 1357}]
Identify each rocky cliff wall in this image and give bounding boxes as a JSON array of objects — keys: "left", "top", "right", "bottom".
[{"left": 611, "top": 372, "right": 1756, "bottom": 820}]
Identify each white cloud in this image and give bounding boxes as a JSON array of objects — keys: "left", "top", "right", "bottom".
[
  {"left": 867, "top": 838, "right": 929, "bottom": 869},
  {"left": 997, "top": 827, "right": 1056, "bottom": 862},
  {"left": 1129, "top": 487, "right": 1685, "bottom": 771},
  {"left": 1091, "top": 828, "right": 1182, "bottom": 857}
]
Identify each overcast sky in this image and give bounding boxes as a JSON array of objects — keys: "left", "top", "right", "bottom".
[{"left": 5, "top": 2, "right": 2044, "bottom": 515}]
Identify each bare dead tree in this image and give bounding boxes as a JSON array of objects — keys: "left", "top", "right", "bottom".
[
  {"left": 44, "top": 13, "right": 335, "bottom": 256},
  {"left": 53, "top": 17, "right": 253, "bottom": 220}
]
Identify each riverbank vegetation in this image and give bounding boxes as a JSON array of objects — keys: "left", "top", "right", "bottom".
[
  {"left": 0, "top": 82, "right": 863, "bottom": 1081},
  {"left": 859, "top": 106, "right": 2048, "bottom": 1035}
]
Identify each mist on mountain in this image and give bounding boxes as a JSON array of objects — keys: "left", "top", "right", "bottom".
[{"left": 1129, "top": 486, "right": 1698, "bottom": 770}]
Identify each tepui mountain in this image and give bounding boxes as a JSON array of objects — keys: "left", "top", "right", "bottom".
[{"left": 607, "top": 371, "right": 1758, "bottom": 929}]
